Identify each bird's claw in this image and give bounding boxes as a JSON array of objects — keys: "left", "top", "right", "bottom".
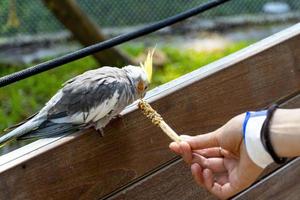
[
  {"left": 113, "top": 114, "right": 123, "bottom": 119},
  {"left": 96, "top": 128, "right": 105, "bottom": 137}
]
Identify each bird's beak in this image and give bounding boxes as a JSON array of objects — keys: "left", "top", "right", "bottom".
[{"left": 141, "top": 49, "right": 154, "bottom": 83}]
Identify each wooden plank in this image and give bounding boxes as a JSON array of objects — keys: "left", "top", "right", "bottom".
[
  {"left": 108, "top": 159, "right": 217, "bottom": 200},
  {"left": 106, "top": 93, "right": 300, "bottom": 200},
  {"left": 0, "top": 23, "right": 300, "bottom": 200},
  {"left": 232, "top": 157, "right": 300, "bottom": 200}
]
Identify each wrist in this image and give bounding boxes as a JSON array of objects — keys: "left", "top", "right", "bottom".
[
  {"left": 260, "top": 104, "right": 287, "bottom": 164},
  {"left": 243, "top": 110, "right": 274, "bottom": 168}
]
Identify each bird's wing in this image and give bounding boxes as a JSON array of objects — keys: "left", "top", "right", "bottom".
[{"left": 47, "top": 68, "right": 127, "bottom": 124}]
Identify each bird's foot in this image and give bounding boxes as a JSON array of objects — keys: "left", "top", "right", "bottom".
[
  {"left": 96, "top": 128, "right": 105, "bottom": 137},
  {"left": 113, "top": 114, "right": 123, "bottom": 119}
]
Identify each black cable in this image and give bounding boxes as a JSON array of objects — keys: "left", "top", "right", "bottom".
[{"left": 0, "top": 0, "right": 231, "bottom": 88}]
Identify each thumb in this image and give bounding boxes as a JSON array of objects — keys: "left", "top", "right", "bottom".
[{"left": 180, "top": 131, "right": 219, "bottom": 150}]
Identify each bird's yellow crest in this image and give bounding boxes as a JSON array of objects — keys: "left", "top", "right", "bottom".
[{"left": 141, "top": 49, "right": 154, "bottom": 82}]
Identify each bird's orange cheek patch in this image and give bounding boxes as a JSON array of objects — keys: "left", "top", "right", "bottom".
[{"left": 137, "top": 81, "right": 144, "bottom": 92}]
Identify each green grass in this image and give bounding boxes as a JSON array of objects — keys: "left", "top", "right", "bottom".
[{"left": 0, "top": 41, "right": 252, "bottom": 132}]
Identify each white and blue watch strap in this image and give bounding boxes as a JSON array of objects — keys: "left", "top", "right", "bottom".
[{"left": 243, "top": 111, "right": 274, "bottom": 168}]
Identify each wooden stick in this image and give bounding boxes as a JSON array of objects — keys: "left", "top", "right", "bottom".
[{"left": 138, "top": 99, "right": 181, "bottom": 143}]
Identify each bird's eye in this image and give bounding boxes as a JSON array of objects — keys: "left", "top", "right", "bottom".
[{"left": 145, "top": 85, "right": 148, "bottom": 90}]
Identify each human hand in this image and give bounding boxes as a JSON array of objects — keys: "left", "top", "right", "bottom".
[{"left": 169, "top": 114, "right": 264, "bottom": 199}]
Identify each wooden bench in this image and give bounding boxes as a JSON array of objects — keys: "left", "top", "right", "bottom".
[{"left": 0, "top": 23, "right": 300, "bottom": 200}]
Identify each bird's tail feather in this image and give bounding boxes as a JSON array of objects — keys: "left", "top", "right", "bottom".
[
  {"left": 0, "top": 119, "right": 83, "bottom": 147},
  {"left": 0, "top": 118, "right": 42, "bottom": 146},
  {"left": 3, "top": 113, "right": 37, "bottom": 133},
  {"left": 17, "top": 121, "right": 83, "bottom": 140}
]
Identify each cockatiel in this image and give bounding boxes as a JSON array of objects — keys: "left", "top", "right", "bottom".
[{"left": 0, "top": 50, "right": 154, "bottom": 146}]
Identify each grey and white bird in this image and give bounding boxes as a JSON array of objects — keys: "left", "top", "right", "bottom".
[{"left": 0, "top": 51, "right": 154, "bottom": 146}]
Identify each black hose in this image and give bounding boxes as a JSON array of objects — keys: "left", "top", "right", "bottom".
[{"left": 0, "top": 0, "right": 231, "bottom": 88}]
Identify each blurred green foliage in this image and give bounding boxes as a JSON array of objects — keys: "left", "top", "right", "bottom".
[
  {"left": 153, "top": 41, "right": 251, "bottom": 86},
  {"left": 0, "top": 41, "right": 251, "bottom": 132}
]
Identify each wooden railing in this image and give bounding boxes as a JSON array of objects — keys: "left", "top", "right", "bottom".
[{"left": 0, "top": 23, "right": 300, "bottom": 200}]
